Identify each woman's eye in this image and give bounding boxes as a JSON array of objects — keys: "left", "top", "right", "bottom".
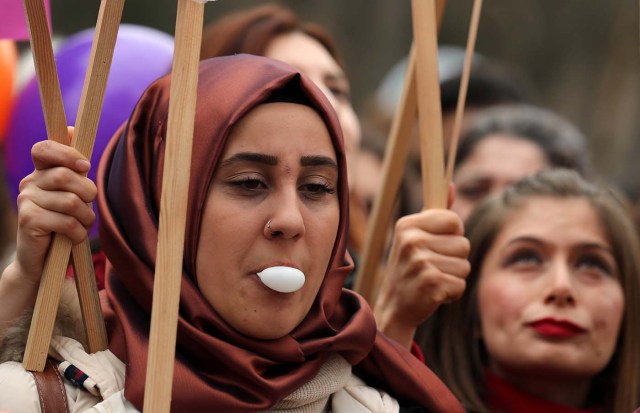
[
  {"left": 576, "top": 254, "right": 614, "bottom": 277},
  {"left": 229, "top": 177, "right": 266, "bottom": 192},
  {"left": 300, "top": 182, "right": 336, "bottom": 199},
  {"left": 457, "top": 183, "right": 490, "bottom": 202},
  {"left": 329, "top": 86, "right": 350, "bottom": 101},
  {"left": 504, "top": 249, "right": 542, "bottom": 269}
]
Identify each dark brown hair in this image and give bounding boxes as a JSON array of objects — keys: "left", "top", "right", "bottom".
[
  {"left": 200, "top": 3, "right": 344, "bottom": 69},
  {"left": 456, "top": 104, "right": 592, "bottom": 177}
]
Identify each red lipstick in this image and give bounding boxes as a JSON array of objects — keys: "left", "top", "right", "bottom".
[{"left": 529, "top": 318, "right": 586, "bottom": 338}]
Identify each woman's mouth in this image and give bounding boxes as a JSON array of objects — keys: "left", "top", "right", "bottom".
[{"left": 528, "top": 318, "right": 586, "bottom": 338}]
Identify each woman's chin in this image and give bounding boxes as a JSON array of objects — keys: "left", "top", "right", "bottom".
[{"left": 236, "top": 321, "right": 298, "bottom": 340}]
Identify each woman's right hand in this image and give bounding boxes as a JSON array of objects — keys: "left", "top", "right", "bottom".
[
  {"left": 12, "top": 131, "right": 96, "bottom": 284},
  {"left": 0, "top": 129, "right": 96, "bottom": 334}
]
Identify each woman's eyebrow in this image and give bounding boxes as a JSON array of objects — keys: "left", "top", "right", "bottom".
[
  {"left": 219, "top": 153, "right": 337, "bottom": 170},
  {"left": 300, "top": 155, "right": 338, "bottom": 170},
  {"left": 220, "top": 152, "right": 278, "bottom": 167}
]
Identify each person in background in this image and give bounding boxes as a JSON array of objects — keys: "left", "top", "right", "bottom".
[
  {"left": 366, "top": 47, "right": 531, "bottom": 214},
  {"left": 451, "top": 104, "right": 591, "bottom": 221},
  {"left": 418, "top": 169, "right": 640, "bottom": 412}
]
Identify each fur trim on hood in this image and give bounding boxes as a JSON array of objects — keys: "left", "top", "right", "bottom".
[{"left": 0, "top": 279, "right": 88, "bottom": 363}]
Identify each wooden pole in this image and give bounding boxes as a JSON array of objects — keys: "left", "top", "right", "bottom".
[
  {"left": 412, "top": 0, "right": 447, "bottom": 209},
  {"left": 445, "top": 0, "right": 483, "bottom": 184},
  {"left": 72, "top": 241, "right": 108, "bottom": 352},
  {"left": 23, "top": 0, "right": 123, "bottom": 372},
  {"left": 22, "top": 0, "right": 66, "bottom": 144},
  {"left": 353, "top": 0, "right": 447, "bottom": 303},
  {"left": 353, "top": 47, "right": 418, "bottom": 302},
  {"left": 142, "top": 0, "right": 204, "bottom": 410}
]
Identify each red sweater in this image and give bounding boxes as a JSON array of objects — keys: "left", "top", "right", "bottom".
[{"left": 486, "top": 370, "right": 600, "bottom": 413}]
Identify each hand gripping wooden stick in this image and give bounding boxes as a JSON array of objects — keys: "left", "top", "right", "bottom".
[
  {"left": 22, "top": 0, "right": 109, "bottom": 359},
  {"left": 23, "top": 0, "right": 124, "bottom": 372},
  {"left": 142, "top": 0, "right": 204, "bottom": 411},
  {"left": 353, "top": 0, "right": 447, "bottom": 303}
]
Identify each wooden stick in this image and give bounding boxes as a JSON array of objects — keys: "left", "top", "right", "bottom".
[
  {"left": 23, "top": 0, "right": 109, "bottom": 356},
  {"left": 353, "top": 1, "right": 447, "bottom": 303},
  {"left": 412, "top": 0, "right": 447, "bottom": 209},
  {"left": 142, "top": 0, "right": 204, "bottom": 410},
  {"left": 72, "top": 241, "right": 108, "bottom": 352},
  {"left": 23, "top": 0, "right": 124, "bottom": 372},
  {"left": 353, "top": 47, "right": 418, "bottom": 301},
  {"left": 445, "top": 0, "right": 483, "bottom": 184},
  {"left": 22, "top": 0, "right": 67, "bottom": 144}
]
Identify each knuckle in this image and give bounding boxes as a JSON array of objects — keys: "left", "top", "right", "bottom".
[
  {"left": 18, "top": 174, "right": 35, "bottom": 192},
  {"left": 62, "top": 217, "right": 83, "bottom": 239},
  {"left": 461, "top": 260, "right": 471, "bottom": 277},
  {"left": 407, "top": 257, "right": 430, "bottom": 276},
  {"left": 83, "top": 209, "right": 97, "bottom": 228},
  {"left": 17, "top": 205, "right": 36, "bottom": 228},
  {"left": 16, "top": 190, "right": 30, "bottom": 207},
  {"left": 450, "top": 280, "right": 467, "bottom": 300},
  {"left": 80, "top": 180, "right": 98, "bottom": 203},
  {"left": 461, "top": 238, "right": 471, "bottom": 254},
  {"left": 62, "top": 193, "right": 81, "bottom": 213},
  {"left": 394, "top": 215, "right": 413, "bottom": 231},
  {"left": 31, "top": 140, "right": 51, "bottom": 159}
]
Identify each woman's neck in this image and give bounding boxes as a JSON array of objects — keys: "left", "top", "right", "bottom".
[{"left": 487, "top": 365, "right": 592, "bottom": 409}]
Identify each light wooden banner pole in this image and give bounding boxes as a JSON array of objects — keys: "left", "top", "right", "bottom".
[
  {"left": 23, "top": 0, "right": 124, "bottom": 372},
  {"left": 412, "top": 0, "right": 447, "bottom": 210},
  {"left": 353, "top": 0, "right": 447, "bottom": 303},
  {"left": 142, "top": 0, "right": 204, "bottom": 410},
  {"left": 22, "top": 0, "right": 67, "bottom": 144},
  {"left": 445, "top": 0, "right": 483, "bottom": 184}
]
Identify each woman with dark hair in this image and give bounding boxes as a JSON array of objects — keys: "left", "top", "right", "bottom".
[
  {"left": 452, "top": 104, "right": 591, "bottom": 221},
  {"left": 419, "top": 169, "right": 640, "bottom": 412},
  {"left": 0, "top": 55, "right": 465, "bottom": 412}
]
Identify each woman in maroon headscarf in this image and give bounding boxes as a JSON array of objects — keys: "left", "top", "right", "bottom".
[{"left": 0, "top": 55, "right": 464, "bottom": 412}]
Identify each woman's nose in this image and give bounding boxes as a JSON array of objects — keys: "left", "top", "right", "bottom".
[
  {"left": 264, "top": 190, "right": 305, "bottom": 240},
  {"left": 544, "top": 260, "right": 576, "bottom": 306}
]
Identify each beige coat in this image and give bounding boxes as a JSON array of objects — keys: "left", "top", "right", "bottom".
[
  {"left": 0, "top": 337, "right": 399, "bottom": 413},
  {"left": 0, "top": 283, "right": 398, "bottom": 412},
  {"left": 0, "top": 335, "right": 136, "bottom": 412}
]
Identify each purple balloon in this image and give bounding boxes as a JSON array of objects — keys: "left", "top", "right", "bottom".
[{"left": 4, "top": 24, "right": 173, "bottom": 239}]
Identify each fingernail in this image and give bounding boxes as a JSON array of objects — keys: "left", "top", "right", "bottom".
[{"left": 76, "top": 159, "right": 91, "bottom": 172}]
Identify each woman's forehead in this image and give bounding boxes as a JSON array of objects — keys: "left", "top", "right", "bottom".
[{"left": 222, "top": 102, "right": 337, "bottom": 159}]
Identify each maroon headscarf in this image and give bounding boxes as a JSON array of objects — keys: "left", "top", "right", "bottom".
[{"left": 97, "top": 54, "right": 463, "bottom": 412}]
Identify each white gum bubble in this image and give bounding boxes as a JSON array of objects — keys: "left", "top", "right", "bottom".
[{"left": 257, "top": 266, "right": 305, "bottom": 293}]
